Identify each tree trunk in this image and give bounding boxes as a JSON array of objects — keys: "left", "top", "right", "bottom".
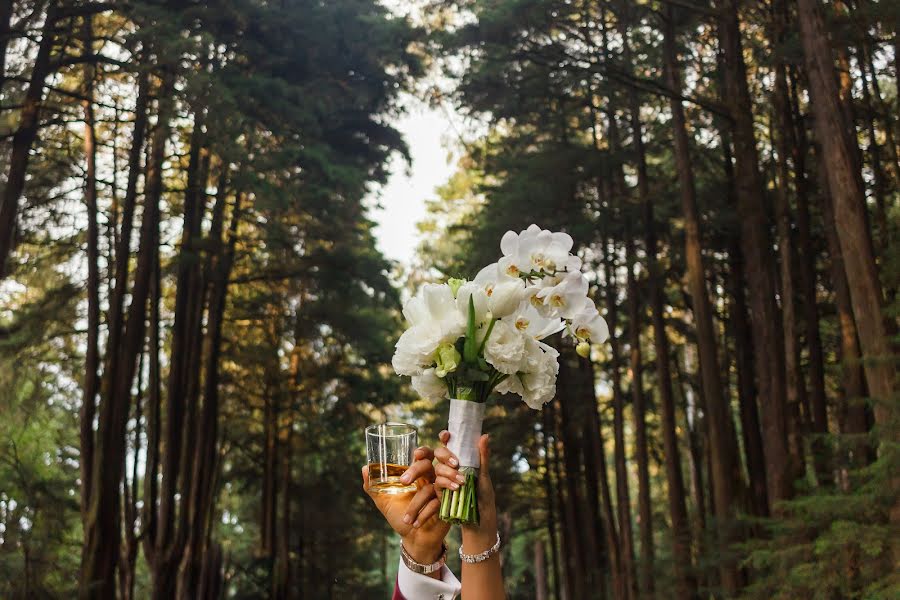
[
  {"left": 605, "top": 249, "right": 638, "bottom": 600},
  {"left": 821, "top": 180, "right": 870, "bottom": 469},
  {"left": 667, "top": 9, "right": 743, "bottom": 591},
  {"left": 0, "top": 0, "right": 13, "bottom": 94},
  {"left": 788, "top": 67, "right": 831, "bottom": 484},
  {"left": 79, "top": 14, "right": 100, "bottom": 525},
  {"left": 0, "top": 3, "right": 58, "bottom": 278},
  {"left": 535, "top": 538, "right": 549, "bottom": 600},
  {"left": 624, "top": 236, "right": 653, "bottom": 598},
  {"left": 548, "top": 401, "right": 572, "bottom": 600},
  {"left": 79, "top": 70, "right": 171, "bottom": 599},
  {"left": 772, "top": 34, "right": 808, "bottom": 479},
  {"left": 718, "top": 2, "right": 793, "bottom": 521},
  {"left": 542, "top": 410, "right": 563, "bottom": 600},
  {"left": 796, "top": 0, "right": 895, "bottom": 426}
]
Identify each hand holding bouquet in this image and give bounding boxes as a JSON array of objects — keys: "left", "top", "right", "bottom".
[{"left": 392, "top": 225, "right": 608, "bottom": 524}]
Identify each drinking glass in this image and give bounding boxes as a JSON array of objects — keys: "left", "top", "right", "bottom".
[{"left": 365, "top": 422, "right": 417, "bottom": 494}]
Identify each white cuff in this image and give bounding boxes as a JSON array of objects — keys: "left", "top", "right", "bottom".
[{"left": 397, "top": 558, "right": 461, "bottom": 600}]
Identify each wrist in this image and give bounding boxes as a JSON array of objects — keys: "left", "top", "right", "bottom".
[
  {"left": 401, "top": 537, "right": 443, "bottom": 565},
  {"left": 461, "top": 525, "right": 499, "bottom": 554}
]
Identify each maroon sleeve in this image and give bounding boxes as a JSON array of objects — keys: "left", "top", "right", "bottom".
[{"left": 392, "top": 577, "right": 405, "bottom": 600}]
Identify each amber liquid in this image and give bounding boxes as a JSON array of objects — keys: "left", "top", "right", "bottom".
[{"left": 368, "top": 462, "right": 416, "bottom": 494}]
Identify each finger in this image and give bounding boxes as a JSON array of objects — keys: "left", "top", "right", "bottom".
[
  {"left": 434, "top": 476, "right": 460, "bottom": 492},
  {"left": 414, "top": 497, "right": 442, "bottom": 527},
  {"left": 401, "top": 457, "right": 436, "bottom": 485},
  {"left": 403, "top": 483, "right": 435, "bottom": 526},
  {"left": 435, "top": 463, "right": 466, "bottom": 485},
  {"left": 413, "top": 446, "right": 435, "bottom": 462},
  {"left": 361, "top": 465, "right": 371, "bottom": 493},
  {"left": 439, "top": 430, "right": 450, "bottom": 445},
  {"left": 478, "top": 434, "right": 491, "bottom": 476},
  {"left": 434, "top": 446, "right": 459, "bottom": 468}
]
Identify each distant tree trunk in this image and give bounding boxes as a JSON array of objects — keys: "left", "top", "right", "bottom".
[
  {"left": 0, "top": 3, "right": 58, "bottom": 278},
  {"left": 142, "top": 245, "right": 163, "bottom": 563},
  {"left": 79, "top": 70, "right": 171, "bottom": 599},
  {"left": 604, "top": 244, "right": 637, "bottom": 600},
  {"left": 0, "top": 1, "right": 13, "bottom": 94},
  {"left": 718, "top": 2, "right": 792, "bottom": 524},
  {"left": 535, "top": 539, "right": 549, "bottom": 600},
  {"left": 624, "top": 235, "right": 653, "bottom": 598},
  {"left": 821, "top": 181, "right": 870, "bottom": 468},
  {"left": 796, "top": 0, "right": 895, "bottom": 426},
  {"left": 552, "top": 396, "right": 585, "bottom": 599},
  {"left": 788, "top": 68, "right": 831, "bottom": 484},
  {"left": 177, "top": 189, "right": 239, "bottom": 599},
  {"left": 577, "top": 373, "right": 611, "bottom": 598},
  {"left": 79, "top": 15, "right": 100, "bottom": 525},
  {"left": 542, "top": 411, "right": 563, "bottom": 600},
  {"left": 548, "top": 402, "right": 572, "bottom": 600},
  {"left": 772, "top": 30, "right": 808, "bottom": 478},
  {"left": 667, "top": 9, "right": 743, "bottom": 591}
]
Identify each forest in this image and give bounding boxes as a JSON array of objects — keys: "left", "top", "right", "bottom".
[{"left": 0, "top": 0, "right": 896, "bottom": 598}]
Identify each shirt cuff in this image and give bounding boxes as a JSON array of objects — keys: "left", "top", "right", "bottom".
[{"left": 397, "top": 558, "right": 461, "bottom": 599}]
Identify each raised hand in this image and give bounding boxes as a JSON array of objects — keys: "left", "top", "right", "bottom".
[{"left": 362, "top": 446, "right": 450, "bottom": 565}]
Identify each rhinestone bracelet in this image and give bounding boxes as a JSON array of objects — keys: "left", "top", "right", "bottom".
[{"left": 459, "top": 532, "right": 501, "bottom": 564}]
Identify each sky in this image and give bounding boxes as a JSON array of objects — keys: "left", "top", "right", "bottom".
[{"left": 368, "top": 94, "right": 461, "bottom": 268}]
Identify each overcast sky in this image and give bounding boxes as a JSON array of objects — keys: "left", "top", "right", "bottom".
[{"left": 368, "top": 94, "right": 461, "bottom": 267}]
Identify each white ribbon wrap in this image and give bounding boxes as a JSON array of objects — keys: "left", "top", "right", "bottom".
[{"left": 447, "top": 399, "right": 486, "bottom": 469}]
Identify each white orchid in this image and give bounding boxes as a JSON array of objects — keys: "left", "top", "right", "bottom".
[
  {"left": 534, "top": 271, "right": 591, "bottom": 319},
  {"left": 571, "top": 305, "right": 609, "bottom": 343},
  {"left": 510, "top": 302, "right": 565, "bottom": 340},
  {"left": 473, "top": 263, "right": 527, "bottom": 317},
  {"left": 498, "top": 224, "right": 582, "bottom": 278}
]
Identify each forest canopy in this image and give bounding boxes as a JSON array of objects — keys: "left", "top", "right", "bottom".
[{"left": 0, "top": 0, "right": 897, "bottom": 599}]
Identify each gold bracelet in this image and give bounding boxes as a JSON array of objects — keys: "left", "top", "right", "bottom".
[{"left": 400, "top": 541, "right": 447, "bottom": 575}]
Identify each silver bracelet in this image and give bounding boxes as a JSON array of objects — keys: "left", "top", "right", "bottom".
[
  {"left": 400, "top": 541, "right": 447, "bottom": 575},
  {"left": 459, "top": 532, "right": 501, "bottom": 563}
]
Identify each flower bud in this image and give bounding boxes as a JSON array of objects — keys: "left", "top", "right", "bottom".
[
  {"left": 576, "top": 341, "right": 591, "bottom": 358},
  {"left": 447, "top": 278, "right": 466, "bottom": 297},
  {"left": 434, "top": 343, "right": 461, "bottom": 377}
]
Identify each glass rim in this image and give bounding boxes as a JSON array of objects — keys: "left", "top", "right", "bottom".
[{"left": 365, "top": 422, "right": 417, "bottom": 438}]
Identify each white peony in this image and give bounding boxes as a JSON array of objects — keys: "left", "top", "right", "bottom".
[
  {"left": 494, "top": 373, "right": 524, "bottom": 396},
  {"left": 519, "top": 347, "right": 558, "bottom": 409},
  {"left": 411, "top": 368, "right": 448, "bottom": 401},
  {"left": 482, "top": 319, "right": 527, "bottom": 374},
  {"left": 498, "top": 224, "right": 582, "bottom": 278},
  {"left": 392, "top": 283, "right": 466, "bottom": 376},
  {"left": 473, "top": 263, "right": 527, "bottom": 317}
]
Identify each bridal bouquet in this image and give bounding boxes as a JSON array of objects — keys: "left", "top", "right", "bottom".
[{"left": 392, "top": 224, "right": 608, "bottom": 524}]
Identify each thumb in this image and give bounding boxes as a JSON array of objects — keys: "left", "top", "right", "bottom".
[{"left": 477, "top": 434, "right": 491, "bottom": 477}]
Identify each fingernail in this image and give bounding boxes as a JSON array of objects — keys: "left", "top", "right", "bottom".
[
  {"left": 456, "top": 474, "right": 466, "bottom": 484},
  {"left": 413, "top": 520, "right": 420, "bottom": 528},
  {"left": 449, "top": 458, "right": 458, "bottom": 467},
  {"left": 400, "top": 473, "right": 411, "bottom": 484},
  {"left": 451, "top": 482, "right": 459, "bottom": 490},
  {"left": 402, "top": 514, "right": 412, "bottom": 524}
]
